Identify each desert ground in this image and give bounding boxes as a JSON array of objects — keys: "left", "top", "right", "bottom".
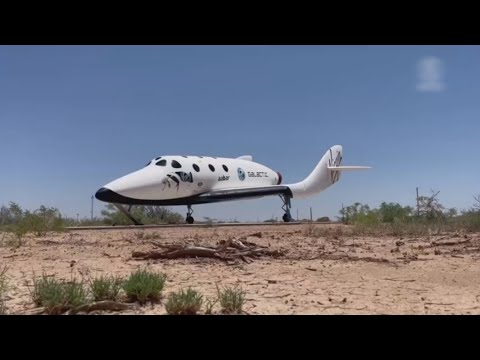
[{"left": 2, "top": 223, "right": 480, "bottom": 315}]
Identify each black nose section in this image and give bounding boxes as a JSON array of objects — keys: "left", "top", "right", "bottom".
[{"left": 95, "top": 187, "right": 120, "bottom": 203}]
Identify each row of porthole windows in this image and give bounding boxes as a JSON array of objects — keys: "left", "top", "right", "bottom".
[{"left": 154, "top": 159, "right": 229, "bottom": 173}]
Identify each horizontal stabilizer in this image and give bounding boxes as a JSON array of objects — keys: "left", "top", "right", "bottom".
[
  {"left": 327, "top": 166, "right": 371, "bottom": 171},
  {"left": 236, "top": 155, "right": 253, "bottom": 161}
]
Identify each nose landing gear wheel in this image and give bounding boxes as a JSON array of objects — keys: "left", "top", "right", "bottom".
[
  {"left": 282, "top": 213, "right": 292, "bottom": 222},
  {"left": 186, "top": 205, "right": 194, "bottom": 224}
]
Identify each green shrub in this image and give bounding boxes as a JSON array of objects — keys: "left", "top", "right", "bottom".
[
  {"left": 217, "top": 285, "right": 246, "bottom": 314},
  {"left": 122, "top": 269, "right": 166, "bottom": 304},
  {"left": 165, "top": 288, "right": 203, "bottom": 315},
  {"left": 31, "top": 274, "right": 88, "bottom": 314},
  {"left": 90, "top": 275, "right": 123, "bottom": 302}
]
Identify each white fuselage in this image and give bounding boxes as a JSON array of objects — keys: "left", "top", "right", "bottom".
[{"left": 102, "top": 155, "right": 281, "bottom": 201}]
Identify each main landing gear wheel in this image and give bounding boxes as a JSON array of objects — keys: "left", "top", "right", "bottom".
[
  {"left": 186, "top": 205, "right": 194, "bottom": 224},
  {"left": 280, "top": 194, "right": 293, "bottom": 223}
]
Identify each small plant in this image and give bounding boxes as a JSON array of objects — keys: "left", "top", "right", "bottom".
[
  {"left": 90, "top": 275, "right": 123, "bottom": 301},
  {"left": 165, "top": 287, "right": 203, "bottom": 315},
  {"left": 31, "top": 274, "right": 88, "bottom": 314},
  {"left": 217, "top": 284, "right": 246, "bottom": 314},
  {"left": 0, "top": 264, "right": 8, "bottom": 315},
  {"left": 0, "top": 264, "right": 7, "bottom": 290},
  {"left": 134, "top": 231, "right": 162, "bottom": 240},
  {"left": 122, "top": 269, "right": 166, "bottom": 304},
  {"left": 205, "top": 296, "right": 218, "bottom": 315}
]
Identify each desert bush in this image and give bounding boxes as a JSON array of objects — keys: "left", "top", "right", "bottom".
[
  {"left": 0, "top": 203, "right": 66, "bottom": 238},
  {"left": 165, "top": 287, "right": 203, "bottom": 315},
  {"left": 303, "top": 223, "right": 348, "bottom": 239},
  {"left": 89, "top": 275, "right": 123, "bottom": 302},
  {"left": 122, "top": 269, "right": 166, "bottom": 304},
  {"left": 31, "top": 274, "right": 88, "bottom": 314},
  {"left": 0, "top": 224, "right": 28, "bottom": 247},
  {"left": 217, "top": 284, "right": 246, "bottom": 314},
  {"left": 303, "top": 223, "right": 316, "bottom": 237},
  {"left": 21, "top": 210, "right": 65, "bottom": 237}
]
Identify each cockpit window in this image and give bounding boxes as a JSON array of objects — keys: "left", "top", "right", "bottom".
[
  {"left": 156, "top": 159, "right": 167, "bottom": 166},
  {"left": 182, "top": 156, "right": 188, "bottom": 158},
  {"left": 155, "top": 157, "right": 162, "bottom": 161},
  {"left": 145, "top": 161, "right": 151, "bottom": 167},
  {"left": 172, "top": 160, "right": 182, "bottom": 168}
]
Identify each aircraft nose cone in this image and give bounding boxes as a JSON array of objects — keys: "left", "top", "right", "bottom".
[{"left": 95, "top": 187, "right": 119, "bottom": 203}]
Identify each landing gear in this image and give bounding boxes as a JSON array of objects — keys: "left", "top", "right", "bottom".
[
  {"left": 280, "top": 194, "right": 293, "bottom": 222},
  {"left": 186, "top": 205, "right": 194, "bottom": 224},
  {"left": 114, "top": 203, "right": 143, "bottom": 225}
]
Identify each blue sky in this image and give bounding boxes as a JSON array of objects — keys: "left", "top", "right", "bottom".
[{"left": 1, "top": 45, "right": 479, "bottom": 221}]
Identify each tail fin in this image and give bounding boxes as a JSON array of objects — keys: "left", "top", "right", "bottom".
[{"left": 287, "top": 145, "right": 370, "bottom": 199}]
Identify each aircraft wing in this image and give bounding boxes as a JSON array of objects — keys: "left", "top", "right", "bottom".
[{"left": 196, "top": 185, "right": 292, "bottom": 203}]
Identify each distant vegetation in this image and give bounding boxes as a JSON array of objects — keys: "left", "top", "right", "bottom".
[
  {"left": 0, "top": 202, "right": 184, "bottom": 238},
  {"left": 337, "top": 191, "right": 480, "bottom": 235}
]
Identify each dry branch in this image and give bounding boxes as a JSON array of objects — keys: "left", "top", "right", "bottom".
[
  {"left": 147, "top": 241, "right": 184, "bottom": 250},
  {"left": 263, "top": 293, "right": 291, "bottom": 299},
  {"left": 19, "top": 307, "right": 46, "bottom": 315},
  {"left": 21, "top": 301, "right": 134, "bottom": 315},
  {"left": 432, "top": 239, "right": 470, "bottom": 246},
  {"left": 383, "top": 278, "right": 416, "bottom": 282},
  {"left": 70, "top": 301, "right": 134, "bottom": 314},
  {"left": 132, "top": 239, "right": 286, "bottom": 262},
  {"left": 424, "top": 302, "right": 454, "bottom": 306}
]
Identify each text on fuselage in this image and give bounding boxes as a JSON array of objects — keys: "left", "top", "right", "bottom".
[{"left": 248, "top": 171, "right": 268, "bottom": 178}]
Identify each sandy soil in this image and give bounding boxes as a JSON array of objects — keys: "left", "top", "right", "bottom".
[{"left": 2, "top": 224, "right": 480, "bottom": 315}]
